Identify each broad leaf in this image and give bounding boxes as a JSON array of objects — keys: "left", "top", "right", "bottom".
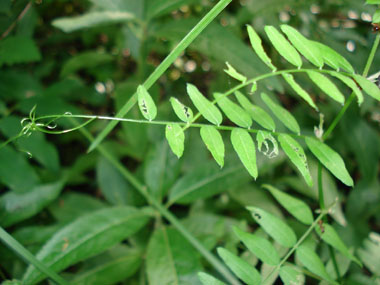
[
  {"left": 329, "top": 72, "right": 363, "bottom": 105},
  {"left": 187, "top": 84, "right": 223, "bottom": 125},
  {"left": 214, "top": 93, "right": 252, "bottom": 128},
  {"left": 247, "top": 25, "right": 276, "bottom": 71},
  {"left": 137, "top": 85, "right": 157, "bottom": 121},
  {"left": 170, "top": 97, "right": 193, "bottom": 123},
  {"left": 278, "top": 134, "right": 313, "bottom": 187},
  {"left": 235, "top": 91, "right": 275, "bottom": 131},
  {"left": 357, "top": 232, "right": 380, "bottom": 275},
  {"left": 315, "top": 224, "right": 361, "bottom": 265},
  {"left": 313, "top": 42, "right": 354, "bottom": 73},
  {"left": 165, "top": 124, "right": 185, "bottom": 158},
  {"left": 307, "top": 71, "right": 345, "bottom": 105},
  {"left": 296, "top": 244, "right": 337, "bottom": 284},
  {"left": 198, "top": 272, "right": 226, "bottom": 285},
  {"left": 224, "top": 62, "right": 247, "bottom": 83},
  {"left": 281, "top": 25, "right": 324, "bottom": 68},
  {"left": 217, "top": 247, "right": 261, "bottom": 285},
  {"left": 352, "top": 74, "right": 380, "bottom": 101},
  {"left": 233, "top": 227, "right": 280, "bottom": 265},
  {"left": 264, "top": 25, "right": 302, "bottom": 67},
  {"left": 261, "top": 93, "right": 300, "bottom": 134},
  {"left": 247, "top": 207, "right": 297, "bottom": 247},
  {"left": 231, "top": 128, "right": 257, "bottom": 179},
  {"left": 0, "top": 36, "right": 41, "bottom": 67},
  {"left": 200, "top": 126, "right": 225, "bottom": 167},
  {"left": 263, "top": 184, "right": 313, "bottom": 225},
  {"left": 23, "top": 207, "right": 150, "bottom": 284},
  {"left": 282, "top": 73, "right": 318, "bottom": 110},
  {"left": 279, "top": 265, "right": 305, "bottom": 285},
  {"left": 146, "top": 226, "right": 202, "bottom": 285},
  {"left": 305, "top": 138, "right": 354, "bottom": 186}
]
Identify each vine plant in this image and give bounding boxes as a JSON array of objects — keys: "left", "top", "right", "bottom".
[{"left": 1, "top": 1, "right": 380, "bottom": 285}]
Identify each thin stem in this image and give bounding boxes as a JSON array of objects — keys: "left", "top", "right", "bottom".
[
  {"left": 0, "top": 227, "right": 68, "bottom": 285},
  {"left": 0, "top": 2, "right": 32, "bottom": 40},
  {"left": 318, "top": 162, "right": 325, "bottom": 210},
  {"left": 74, "top": 121, "right": 241, "bottom": 285},
  {"left": 88, "top": 0, "right": 233, "bottom": 153},
  {"left": 328, "top": 246, "right": 341, "bottom": 282}
]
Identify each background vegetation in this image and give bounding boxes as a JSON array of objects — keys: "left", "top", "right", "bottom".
[{"left": 0, "top": 0, "right": 379, "bottom": 284}]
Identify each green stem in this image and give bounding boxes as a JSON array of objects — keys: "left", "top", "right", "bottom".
[
  {"left": 318, "top": 162, "right": 325, "bottom": 210},
  {"left": 76, "top": 123, "right": 241, "bottom": 285},
  {"left": 328, "top": 245, "right": 341, "bottom": 282},
  {"left": 88, "top": 0, "right": 232, "bottom": 153},
  {"left": 0, "top": 227, "right": 68, "bottom": 285}
]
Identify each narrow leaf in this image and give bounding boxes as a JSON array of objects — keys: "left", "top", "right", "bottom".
[
  {"left": 261, "top": 93, "right": 300, "bottom": 134},
  {"left": 307, "top": 71, "right": 345, "bottom": 105},
  {"left": 264, "top": 25, "right": 302, "bottom": 68},
  {"left": 187, "top": 84, "right": 223, "bottom": 125},
  {"left": 305, "top": 137, "right": 354, "bottom": 186},
  {"left": 200, "top": 126, "right": 225, "bottom": 167},
  {"left": 296, "top": 245, "right": 337, "bottom": 284},
  {"left": 198, "top": 272, "right": 226, "bottom": 285},
  {"left": 263, "top": 184, "right": 313, "bottom": 225},
  {"left": 279, "top": 265, "right": 305, "bottom": 285},
  {"left": 233, "top": 227, "right": 280, "bottom": 265},
  {"left": 224, "top": 62, "right": 247, "bottom": 82},
  {"left": 137, "top": 85, "right": 157, "bottom": 121},
  {"left": 217, "top": 247, "right": 261, "bottom": 285},
  {"left": 352, "top": 74, "right": 380, "bottom": 101},
  {"left": 23, "top": 207, "right": 150, "bottom": 285},
  {"left": 315, "top": 224, "right": 362, "bottom": 266},
  {"left": 281, "top": 25, "right": 324, "bottom": 68},
  {"left": 256, "top": 131, "right": 279, "bottom": 158},
  {"left": 247, "top": 207, "right": 297, "bottom": 247},
  {"left": 328, "top": 72, "right": 364, "bottom": 105},
  {"left": 235, "top": 91, "right": 275, "bottom": 131},
  {"left": 282, "top": 73, "right": 318, "bottom": 111},
  {"left": 214, "top": 93, "right": 252, "bottom": 128},
  {"left": 313, "top": 41, "right": 354, "bottom": 73},
  {"left": 278, "top": 134, "right": 313, "bottom": 187},
  {"left": 165, "top": 124, "right": 185, "bottom": 158},
  {"left": 247, "top": 25, "right": 276, "bottom": 71},
  {"left": 170, "top": 97, "right": 193, "bottom": 123},
  {"left": 231, "top": 129, "right": 257, "bottom": 179}
]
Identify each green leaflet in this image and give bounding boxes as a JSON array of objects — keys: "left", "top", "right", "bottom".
[
  {"left": 305, "top": 137, "right": 354, "bottom": 186},
  {"left": 187, "top": 84, "right": 223, "bottom": 125},
  {"left": 373, "top": 9, "right": 380, "bottom": 23},
  {"left": 282, "top": 73, "right": 318, "bottom": 111},
  {"left": 233, "top": 227, "right": 280, "bottom": 265},
  {"left": 313, "top": 41, "right": 355, "bottom": 73},
  {"left": 264, "top": 25, "right": 302, "bottom": 68},
  {"left": 352, "top": 74, "right": 380, "bottom": 101},
  {"left": 230, "top": 128, "right": 257, "bottom": 179},
  {"left": 198, "top": 272, "right": 226, "bottom": 285},
  {"left": 214, "top": 93, "right": 252, "bottom": 128},
  {"left": 247, "top": 25, "right": 276, "bottom": 71},
  {"left": 235, "top": 91, "right": 275, "bottom": 131},
  {"left": 328, "top": 72, "right": 364, "bottom": 105},
  {"left": 170, "top": 97, "right": 193, "bottom": 123},
  {"left": 263, "top": 184, "right": 313, "bottom": 225},
  {"left": 357, "top": 232, "right": 380, "bottom": 275},
  {"left": 256, "top": 130, "right": 279, "bottom": 158},
  {"left": 200, "top": 126, "right": 225, "bottom": 167},
  {"left": 279, "top": 265, "right": 305, "bottom": 285},
  {"left": 22, "top": 207, "right": 150, "bottom": 285},
  {"left": 281, "top": 25, "right": 324, "bottom": 68},
  {"left": 261, "top": 93, "right": 300, "bottom": 134},
  {"left": 217, "top": 247, "right": 261, "bottom": 285},
  {"left": 137, "top": 85, "right": 157, "bottom": 121},
  {"left": 278, "top": 134, "right": 313, "bottom": 187},
  {"left": 296, "top": 245, "right": 337, "bottom": 284},
  {"left": 315, "top": 224, "right": 362, "bottom": 266},
  {"left": 247, "top": 207, "right": 297, "bottom": 248},
  {"left": 307, "top": 71, "right": 345, "bottom": 105},
  {"left": 165, "top": 124, "right": 185, "bottom": 158},
  {"left": 224, "top": 62, "right": 247, "bottom": 82}
]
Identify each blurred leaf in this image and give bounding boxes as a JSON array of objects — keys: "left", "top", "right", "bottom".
[
  {"left": 165, "top": 124, "right": 185, "bottom": 158},
  {"left": 247, "top": 207, "right": 297, "bottom": 247},
  {"left": 214, "top": 93, "right": 252, "bottom": 128},
  {"left": 329, "top": 72, "right": 363, "bottom": 105},
  {"left": 357, "top": 232, "right": 380, "bottom": 275},
  {"left": 137, "top": 85, "right": 157, "bottom": 121},
  {"left": 0, "top": 181, "right": 64, "bottom": 227},
  {"left": 305, "top": 138, "right": 353, "bottom": 187},
  {"left": 279, "top": 265, "right": 305, "bottom": 285},
  {"left": 307, "top": 71, "right": 345, "bottom": 105},
  {"left": 217, "top": 247, "right": 261, "bottom": 285},
  {"left": 23, "top": 207, "right": 150, "bottom": 284},
  {"left": 146, "top": 0, "right": 200, "bottom": 19},
  {"left": 52, "top": 11, "right": 135, "bottom": 33},
  {"left": 146, "top": 226, "right": 202, "bottom": 285},
  {"left": 352, "top": 74, "right": 380, "bottom": 101},
  {"left": 198, "top": 272, "right": 226, "bottom": 285},
  {"left": 263, "top": 184, "right": 313, "bottom": 225},
  {"left": 0, "top": 36, "right": 41, "bottom": 67},
  {"left": 200, "top": 126, "right": 225, "bottom": 168}
]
